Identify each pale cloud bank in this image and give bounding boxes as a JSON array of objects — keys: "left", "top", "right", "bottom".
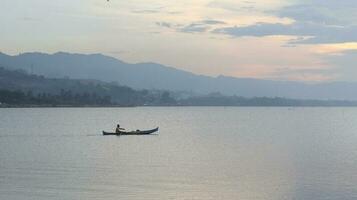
[{"left": 1, "top": 0, "right": 357, "bottom": 82}]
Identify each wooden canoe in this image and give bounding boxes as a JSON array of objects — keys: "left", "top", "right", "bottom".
[{"left": 103, "top": 127, "right": 159, "bottom": 136}]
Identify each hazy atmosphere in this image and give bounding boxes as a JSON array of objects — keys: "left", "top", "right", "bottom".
[
  {"left": 2, "top": 1, "right": 357, "bottom": 200},
  {"left": 2, "top": 0, "right": 357, "bottom": 81}
]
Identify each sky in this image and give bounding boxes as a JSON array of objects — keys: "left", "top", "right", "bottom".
[{"left": 1, "top": 0, "right": 357, "bottom": 81}]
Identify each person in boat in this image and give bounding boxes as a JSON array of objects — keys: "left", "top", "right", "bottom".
[{"left": 115, "top": 124, "right": 125, "bottom": 133}]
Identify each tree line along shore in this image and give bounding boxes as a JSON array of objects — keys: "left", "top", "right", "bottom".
[{"left": 1, "top": 67, "right": 357, "bottom": 107}]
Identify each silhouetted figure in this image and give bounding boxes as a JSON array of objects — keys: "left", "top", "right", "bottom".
[{"left": 115, "top": 124, "right": 124, "bottom": 133}]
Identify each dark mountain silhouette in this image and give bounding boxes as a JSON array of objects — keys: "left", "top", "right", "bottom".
[{"left": 1, "top": 51, "right": 357, "bottom": 100}]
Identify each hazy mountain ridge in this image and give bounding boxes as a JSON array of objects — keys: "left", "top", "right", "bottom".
[
  {"left": 0, "top": 67, "right": 176, "bottom": 106},
  {"left": 0, "top": 52, "right": 207, "bottom": 92},
  {"left": 1, "top": 52, "right": 357, "bottom": 100},
  {"left": 1, "top": 67, "right": 357, "bottom": 107}
]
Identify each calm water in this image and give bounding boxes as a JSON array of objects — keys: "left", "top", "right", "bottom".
[{"left": 1, "top": 107, "right": 357, "bottom": 200}]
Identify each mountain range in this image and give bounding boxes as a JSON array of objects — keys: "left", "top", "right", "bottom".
[{"left": 1, "top": 51, "right": 356, "bottom": 100}]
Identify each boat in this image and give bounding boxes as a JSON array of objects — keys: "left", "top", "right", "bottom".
[{"left": 102, "top": 127, "right": 159, "bottom": 136}]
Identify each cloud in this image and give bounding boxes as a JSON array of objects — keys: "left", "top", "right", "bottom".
[
  {"left": 274, "top": 0, "right": 357, "bottom": 25},
  {"left": 323, "top": 50, "right": 357, "bottom": 81},
  {"left": 299, "top": 0, "right": 357, "bottom": 9},
  {"left": 200, "top": 20, "right": 226, "bottom": 25},
  {"left": 167, "top": 11, "right": 183, "bottom": 15},
  {"left": 273, "top": 1, "right": 356, "bottom": 25},
  {"left": 180, "top": 23, "right": 210, "bottom": 33},
  {"left": 180, "top": 20, "right": 226, "bottom": 33},
  {"left": 131, "top": 7, "right": 181, "bottom": 15},
  {"left": 156, "top": 22, "right": 173, "bottom": 28},
  {"left": 131, "top": 9, "right": 160, "bottom": 14},
  {"left": 214, "top": 22, "right": 293, "bottom": 37},
  {"left": 156, "top": 19, "right": 226, "bottom": 33},
  {"left": 21, "top": 17, "right": 41, "bottom": 22},
  {"left": 273, "top": 50, "right": 357, "bottom": 81},
  {"left": 207, "top": 0, "right": 258, "bottom": 13},
  {"left": 275, "top": 4, "right": 341, "bottom": 25},
  {"left": 156, "top": 21, "right": 209, "bottom": 33},
  {"left": 211, "top": 0, "right": 357, "bottom": 44},
  {"left": 271, "top": 67, "right": 334, "bottom": 81},
  {"left": 214, "top": 22, "right": 357, "bottom": 44},
  {"left": 107, "top": 50, "right": 129, "bottom": 55}
]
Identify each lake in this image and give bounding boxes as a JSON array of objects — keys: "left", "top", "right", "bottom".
[{"left": 1, "top": 107, "right": 357, "bottom": 200}]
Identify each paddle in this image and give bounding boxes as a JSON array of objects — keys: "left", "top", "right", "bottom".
[{"left": 120, "top": 127, "right": 125, "bottom": 136}]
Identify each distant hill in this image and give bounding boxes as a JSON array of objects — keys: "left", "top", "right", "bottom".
[
  {"left": 1, "top": 67, "right": 356, "bottom": 107},
  {"left": 1, "top": 52, "right": 357, "bottom": 100},
  {"left": 0, "top": 67, "right": 174, "bottom": 106}
]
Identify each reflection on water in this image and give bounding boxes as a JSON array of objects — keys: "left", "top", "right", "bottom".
[{"left": 1, "top": 107, "right": 357, "bottom": 200}]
